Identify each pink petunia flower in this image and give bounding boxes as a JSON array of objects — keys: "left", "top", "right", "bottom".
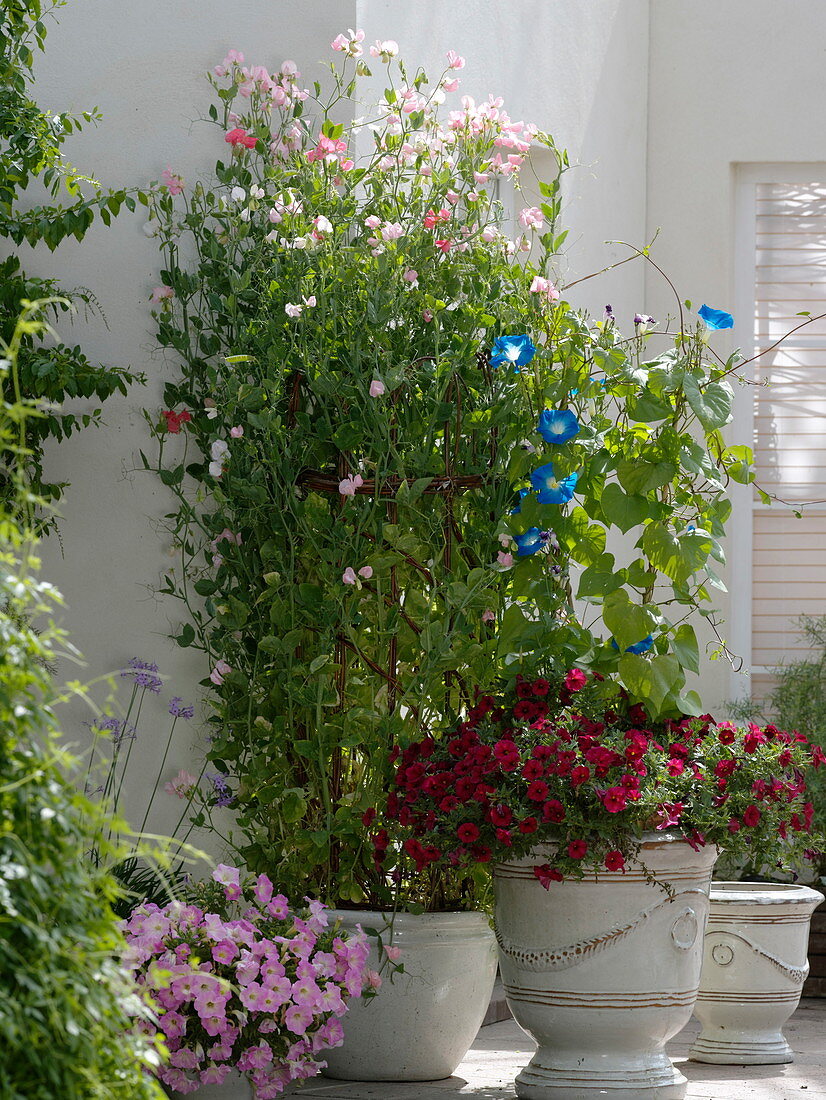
[{"left": 213, "top": 863, "right": 242, "bottom": 899}]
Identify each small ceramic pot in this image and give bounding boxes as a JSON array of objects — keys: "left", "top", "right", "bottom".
[
  {"left": 690, "top": 880, "right": 824, "bottom": 1064},
  {"left": 494, "top": 834, "right": 717, "bottom": 1099},
  {"left": 322, "top": 908, "right": 497, "bottom": 1081}
]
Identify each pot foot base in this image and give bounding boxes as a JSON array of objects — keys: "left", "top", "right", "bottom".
[
  {"left": 515, "top": 1056, "right": 686, "bottom": 1099},
  {"left": 689, "top": 1034, "right": 793, "bottom": 1065}
]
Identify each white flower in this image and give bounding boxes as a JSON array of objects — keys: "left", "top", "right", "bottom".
[
  {"left": 314, "top": 214, "right": 333, "bottom": 234},
  {"left": 250, "top": 185, "right": 265, "bottom": 199},
  {"left": 285, "top": 303, "right": 303, "bottom": 317},
  {"left": 230, "top": 186, "right": 247, "bottom": 202},
  {"left": 211, "top": 439, "right": 229, "bottom": 462},
  {"left": 239, "top": 208, "right": 251, "bottom": 222}
]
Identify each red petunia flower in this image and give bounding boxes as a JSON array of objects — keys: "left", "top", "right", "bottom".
[
  {"left": 533, "top": 863, "right": 564, "bottom": 889},
  {"left": 604, "top": 850, "right": 625, "bottom": 872},
  {"left": 564, "top": 668, "right": 587, "bottom": 692}
]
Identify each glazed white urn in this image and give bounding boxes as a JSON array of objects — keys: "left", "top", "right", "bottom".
[
  {"left": 494, "top": 834, "right": 717, "bottom": 1100},
  {"left": 322, "top": 908, "right": 497, "bottom": 1081},
  {"left": 689, "top": 880, "right": 824, "bottom": 1064}
]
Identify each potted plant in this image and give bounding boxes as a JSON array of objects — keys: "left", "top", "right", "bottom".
[
  {"left": 377, "top": 666, "right": 824, "bottom": 1097},
  {"left": 145, "top": 29, "right": 757, "bottom": 1081},
  {"left": 123, "top": 865, "right": 372, "bottom": 1096},
  {"left": 690, "top": 879, "right": 823, "bottom": 1065}
]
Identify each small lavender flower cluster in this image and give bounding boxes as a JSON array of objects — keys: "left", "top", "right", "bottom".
[
  {"left": 123, "top": 865, "right": 373, "bottom": 1096},
  {"left": 121, "top": 656, "right": 164, "bottom": 694}
]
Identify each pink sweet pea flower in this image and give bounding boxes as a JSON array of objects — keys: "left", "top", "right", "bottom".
[
  {"left": 403, "top": 269, "right": 418, "bottom": 285},
  {"left": 518, "top": 206, "right": 544, "bottom": 230},
  {"left": 365, "top": 968, "right": 382, "bottom": 989},
  {"left": 435, "top": 238, "right": 452, "bottom": 253},
  {"left": 330, "top": 28, "right": 365, "bottom": 56},
  {"left": 338, "top": 473, "right": 364, "bottom": 496},
  {"left": 482, "top": 609, "right": 495, "bottom": 623},
  {"left": 384, "top": 944, "right": 402, "bottom": 961},
  {"left": 164, "top": 769, "right": 198, "bottom": 799},
  {"left": 161, "top": 168, "right": 185, "bottom": 195},
  {"left": 150, "top": 285, "right": 174, "bottom": 304},
  {"left": 225, "top": 127, "right": 257, "bottom": 149},
  {"left": 229, "top": 425, "right": 244, "bottom": 438},
  {"left": 285, "top": 302, "right": 303, "bottom": 317},
  {"left": 369, "top": 379, "right": 386, "bottom": 397},
  {"left": 446, "top": 50, "right": 465, "bottom": 69},
  {"left": 497, "top": 551, "right": 514, "bottom": 569},
  {"left": 210, "top": 659, "right": 232, "bottom": 685},
  {"left": 342, "top": 567, "right": 357, "bottom": 586},
  {"left": 442, "top": 77, "right": 460, "bottom": 92},
  {"left": 530, "top": 275, "right": 560, "bottom": 302},
  {"left": 358, "top": 565, "right": 373, "bottom": 580},
  {"left": 369, "top": 39, "right": 399, "bottom": 59}
]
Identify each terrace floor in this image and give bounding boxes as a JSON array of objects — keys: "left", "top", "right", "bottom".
[{"left": 283, "top": 997, "right": 826, "bottom": 1099}]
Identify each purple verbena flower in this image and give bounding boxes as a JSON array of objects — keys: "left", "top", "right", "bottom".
[
  {"left": 169, "top": 696, "right": 195, "bottom": 720},
  {"left": 121, "top": 657, "right": 163, "bottom": 693}
]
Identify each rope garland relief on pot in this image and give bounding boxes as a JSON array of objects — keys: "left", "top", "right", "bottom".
[{"left": 495, "top": 889, "right": 707, "bottom": 972}]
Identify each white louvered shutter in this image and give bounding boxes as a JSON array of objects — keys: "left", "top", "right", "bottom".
[{"left": 750, "top": 180, "right": 826, "bottom": 702}]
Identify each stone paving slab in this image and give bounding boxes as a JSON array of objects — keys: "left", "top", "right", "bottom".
[{"left": 283, "top": 998, "right": 826, "bottom": 1099}]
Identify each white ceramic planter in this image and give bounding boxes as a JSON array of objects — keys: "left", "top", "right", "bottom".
[
  {"left": 689, "top": 881, "right": 824, "bottom": 1064},
  {"left": 494, "top": 835, "right": 717, "bottom": 1100},
  {"left": 165, "top": 1071, "right": 251, "bottom": 1099},
  {"left": 322, "top": 908, "right": 497, "bottom": 1081}
]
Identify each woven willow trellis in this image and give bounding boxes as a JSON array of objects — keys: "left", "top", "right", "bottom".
[{"left": 287, "top": 353, "right": 508, "bottom": 821}]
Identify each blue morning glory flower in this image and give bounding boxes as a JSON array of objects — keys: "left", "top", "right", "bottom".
[
  {"left": 698, "top": 304, "right": 734, "bottom": 330},
  {"left": 510, "top": 487, "right": 530, "bottom": 515},
  {"left": 530, "top": 462, "right": 578, "bottom": 504},
  {"left": 490, "top": 334, "right": 537, "bottom": 372},
  {"left": 537, "top": 408, "right": 580, "bottom": 445},
  {"left": 514, "top": 528, "right": 544, "bottom": 556},
  {"left": 611, "top": 635, "right": 654, "bottom": 655}
]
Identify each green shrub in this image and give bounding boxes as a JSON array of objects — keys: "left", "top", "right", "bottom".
[{"left": 0, "top": 304, "right": 164, "bottom": 1099}]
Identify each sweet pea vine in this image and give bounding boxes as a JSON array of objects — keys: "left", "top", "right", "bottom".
[
  {"left": 123, "top": 865, "right": 373, "bottom": 1096},
  {"left": 146, "top": 32, "right": 756, "bottom": 909},
  {"left": 375, "top": 670, "right": 824, "bottom": 887}
]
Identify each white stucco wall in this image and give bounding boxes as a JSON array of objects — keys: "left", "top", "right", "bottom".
[
  {"left": 9, "top": 1, "right": 652, "bottom": 837},
  {"left": 15, "top": 0, "right": 352, "bottom": 838},
  {"left": 646, "top": 0, "right": 826, "bottom": 714}
]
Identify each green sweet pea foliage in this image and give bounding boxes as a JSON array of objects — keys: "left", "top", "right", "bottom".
[{"left": 146, "top": 41, "right": 750, "bottom": 908}]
